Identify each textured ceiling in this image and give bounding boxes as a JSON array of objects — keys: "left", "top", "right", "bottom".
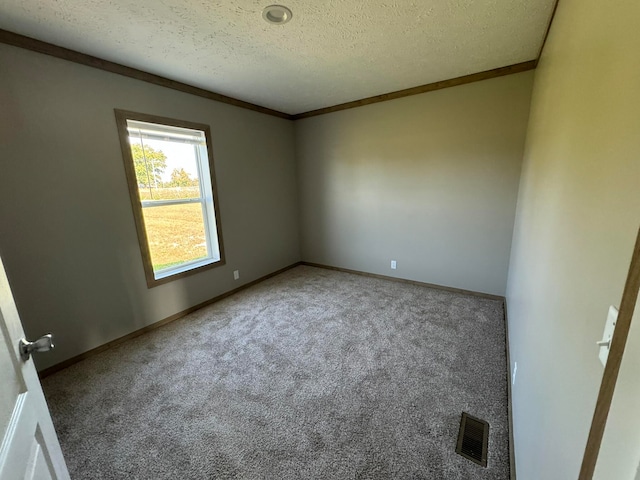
[{"left": 0, "top": 0, "right": 555, "bottom": 115}]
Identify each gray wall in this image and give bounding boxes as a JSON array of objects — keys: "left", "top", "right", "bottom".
[
  {"left": 0, "top": 44, "right": 300, "bottom": 370},
  {"left": 506, "top": 0, "right": 640, "bottom": 478},
  {"left": 295, "top": 72, "right": 534, "bottom": 296}
]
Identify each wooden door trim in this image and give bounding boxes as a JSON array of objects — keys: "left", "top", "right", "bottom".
[{"left": 579, "top": 226, "right": 640, "bottom": 479}]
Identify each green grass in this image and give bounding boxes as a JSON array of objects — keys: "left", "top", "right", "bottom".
[
  {"left": 141, "top": 202, "right": 209, "bottom": 271},
  {"left": 138, "top": 186, "right": 200, "bottom": 201}
]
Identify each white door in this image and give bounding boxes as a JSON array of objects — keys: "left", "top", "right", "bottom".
[{"left": 0, "top": 255, "right": 70, "bottom": 480}]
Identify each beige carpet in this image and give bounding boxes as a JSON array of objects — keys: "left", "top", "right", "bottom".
[{"left": 42, "top": 265, "right": 510, "bottom": 479}]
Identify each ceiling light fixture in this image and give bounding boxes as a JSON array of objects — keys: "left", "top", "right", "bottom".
[{"left": 262, "top": 5, "right": 293, "bottom": 25}]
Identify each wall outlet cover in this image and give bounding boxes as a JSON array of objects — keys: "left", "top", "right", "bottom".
[
  {"left": 391, "top": 260, "right": 397, "bottom": 269},
  {"left": 233, "top": 270, "right": 240, "bottom": 280}
]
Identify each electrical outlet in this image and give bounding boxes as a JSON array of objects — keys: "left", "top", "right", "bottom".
[
  {"left": 391, "top": 260, "right": 397, "bottom": 270},
  {"left": 233, "top": 270, "right": 240, "bottom": 280},
  {"left": 512, "top": 362, "right": 517, "bottom": 386}
]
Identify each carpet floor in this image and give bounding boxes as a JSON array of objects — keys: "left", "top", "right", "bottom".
[{"left": 42, "top": 265, "right": 510, "bottom": 479}]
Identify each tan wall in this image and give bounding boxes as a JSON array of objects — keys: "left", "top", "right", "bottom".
[
  {"left": 0, "top": 44, "right": 301, "bottom": 370},
  {"left": 295, "top": 72, "right": 534, "bottom": 296},
  {"left": 505, "top": 0, "right": 640, "bottom": 478}
]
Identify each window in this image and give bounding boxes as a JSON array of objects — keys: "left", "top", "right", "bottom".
[{"left": 115, "top": 110, "right": 224, "bottom": 287}]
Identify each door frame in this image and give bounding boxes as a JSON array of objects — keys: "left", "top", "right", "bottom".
[{"left": 579, "top": 225, "right": 640, "bottom": 479}]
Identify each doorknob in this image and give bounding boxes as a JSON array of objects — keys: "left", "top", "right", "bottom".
[{"left": 19, "top": 334, "right": 54, "bottom": 361}]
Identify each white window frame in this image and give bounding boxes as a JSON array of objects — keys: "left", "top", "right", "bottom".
[{"left": 115, "top": 110, "right": 225, "bottom": 288}]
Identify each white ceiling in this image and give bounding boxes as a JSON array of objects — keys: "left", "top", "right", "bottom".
[{"left": 0, "top": 0, "right": 556, "bottom": 115}]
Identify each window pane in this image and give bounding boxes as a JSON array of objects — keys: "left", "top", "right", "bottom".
[
  {"left": 117, "top": 111, "right": 224, "bottom": 287},
  {"left": 129, "top": 135, "right": 202, "bottom": 201},
  {"left": 141, "top": 203, "right": 209, "bottom": 273}
]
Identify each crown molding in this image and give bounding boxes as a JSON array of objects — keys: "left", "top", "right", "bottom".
[
  {"left": 1, "top": 29, "right": 540, "bottom": 121},
  {"left": 292, "top": 60, "right": 538, "bottom": 120},
  {"left": 0, "top": 29, "right": 292, "bottom": 120}
]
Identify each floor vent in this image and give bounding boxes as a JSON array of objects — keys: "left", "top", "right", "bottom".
[{"left": 455, "top": 412, "right": 489, "bottom": 467}]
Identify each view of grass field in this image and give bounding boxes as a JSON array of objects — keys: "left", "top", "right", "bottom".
[
  {"left": 140, "top": 190, "right": 208, "bottom": 271},
  {"left": 129, "top": 136, "right": 211, "bottom": 273},
  {"left": 138, "top": 186, "right": 200, "bottom": 201}
]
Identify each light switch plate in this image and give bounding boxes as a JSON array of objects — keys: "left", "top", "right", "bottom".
[{"left": 599, "top": 305, "right": 618, "bottom": 366}]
